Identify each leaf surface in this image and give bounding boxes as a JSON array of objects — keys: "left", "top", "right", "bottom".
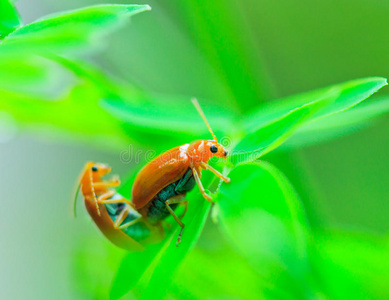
[{"left": 1, "top": 5, "right": 150, "bottom": 54}]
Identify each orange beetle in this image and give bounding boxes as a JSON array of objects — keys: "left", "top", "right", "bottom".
[
  {"left": 75, "top": 162, "right": 164, "bottom": 251},
  {"left": 131, "top": 98, "right": 230, "bottom": 244}
]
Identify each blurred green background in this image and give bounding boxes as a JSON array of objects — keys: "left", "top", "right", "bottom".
[{"left": 1, "top": 0, "right": 389, "bottom": 299}]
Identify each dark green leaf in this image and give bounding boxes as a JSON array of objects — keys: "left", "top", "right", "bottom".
[{"left": 0, "top": 0, "right": 22, "bottom": 38}]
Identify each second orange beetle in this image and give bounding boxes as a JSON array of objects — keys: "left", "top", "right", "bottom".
[{"left": 131, "top": 98, "right": 230, "bottom": 245}]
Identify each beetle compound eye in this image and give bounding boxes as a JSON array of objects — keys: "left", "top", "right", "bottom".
[
  {"left": 91, "top": 166, "right": 98, "bottom": 172},
  {"left": 210, "top": 145, "right": 218, "bottom": 153}
]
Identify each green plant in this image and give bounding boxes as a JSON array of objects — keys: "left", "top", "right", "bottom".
[{"left": 1, "top": 1, "right": 389, "bottom": 299}]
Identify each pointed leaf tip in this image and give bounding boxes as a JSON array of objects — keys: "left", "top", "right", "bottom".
[{"left": 126, "top": 4, "right": 152, "bottom": 13}]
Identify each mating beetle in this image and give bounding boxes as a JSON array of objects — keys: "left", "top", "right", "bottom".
[
  {"left": 75, "top": 162, "right": 163, "bottom": 251},
  {"left": 75, "top": 99, "right": 230, "bottom": 248},
  {"left": 131, "top": 98, "right": 230, "bottom": 244}
]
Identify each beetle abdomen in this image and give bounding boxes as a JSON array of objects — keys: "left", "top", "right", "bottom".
[
  {"left": 146, "top": 168, "right": 195, "bottom": 223},
  {"left": 104, "top": 194, "right": 152, "bottom": 242}
]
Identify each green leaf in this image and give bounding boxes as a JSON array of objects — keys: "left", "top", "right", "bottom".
[
  {"left": 0, "top": 54, "right": 233, "bottom": 151},
  {"left": 109, "top": 167, "right": 173, "bottom": 300},
  {"left": 110, "top": 169, "right": 215, "bottom": 299},
  {"left": 231, "top": 89, "right": 338, "bottom": 165},
  {"left": 102, "top": 95, "right": 237, "bottom": 148},
  {"left": 72, "top": 236, "right": 127, "bottom": 299},
  {"left": 232, "top": 77, "right": 387, "bottom": 164},
  {"left": 138, "top": 191, "right": 211, "bottom": 300},
  {"left": 280, "top": 97, "right": 389, "bottom": 150},
  {"left": 314, "top": 230, "right": 389, "bottom": 299},
  {"left": 0, "top": 0, "right": 22, "bottom": 38},
  {"left": 244, "top": 77, "right": 387, "bottom": 131},
  {"left": 56, "top": 57, "right": 236, "bottom": 149},
  {"left": 109, "top": 244, "right": 167, "bottom": 300},
  {"left": 170, "top": 247, "right": 268, "bottom": 299},
  {"left": 0, "top": 4, "right": 154, "bottom": 149},
  {"left": 109, "top": 192, "right": 210, "bottom": 300},
  {"left": 1, "top": 4, "right": 151, "bottom": 54},
  {"left": 53, "top": 57, "right": 238, "bottom": 150},
  {"left": 0, "top": 80, "right": 129, "bottom": 149},
  {"left": 103, "top": 96, "right": 236, "bottom": 136},
  {"left": 0, "top": 54, "right": 75, "bottom": 98},
  {"left": 58, "top": 56, "right": 236, "bottom": 150},
  {"left": 218, "top": 162, "right": 320, "bottom": 299}
]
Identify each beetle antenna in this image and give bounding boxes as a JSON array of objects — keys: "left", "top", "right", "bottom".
[
  {"left": 73, "top": 163, "right": 91, "bottom": 218},
  {"left": 191, "top": 98, "right": 218, "bottom": 142},
  {"left": 73, "top": 181, "right": 81, "bottom": 218}
]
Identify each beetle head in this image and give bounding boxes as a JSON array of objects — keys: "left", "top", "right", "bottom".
[
  {"left": 89, "top": 162, "right": 112, "bottom": 177},
  {"left": 187, "top": 140, "right": 228, "bottom": 164},
  {"left": 205, "top": 140, "right": 228, "bottom": 158}
]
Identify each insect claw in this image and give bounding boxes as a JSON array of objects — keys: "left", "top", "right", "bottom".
[
  {"left": 176, "top": 227, "right": 184, "bottom": 247},
  {"left": 203, "top": 192, "right": 213, "bottom": 202},
  {"left": 112, "top": 175, "right": 120, "bottom": 184}
]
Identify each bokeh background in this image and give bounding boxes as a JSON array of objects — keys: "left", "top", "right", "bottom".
[{"left": 1, "top": 0, "right": 389, "bottom": 299}]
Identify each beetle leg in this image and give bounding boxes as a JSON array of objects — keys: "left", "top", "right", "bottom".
[
  {"left": 113, "top": 206, "right": 130, "bottom": 229},
  {"left": 113, "top": 206, "right": 141, "bottom": 230},
  {"left": 192, "top": 167, "right": 212, "bottom": 201},
  {"left": 93, "top": 178, "right": 120, "bottom": 188},
  {"left": 98, "top": 197, "right": 134, "bottom": 208},
  {"left": 118, "top": 216, "right": 141, "bottom": 230},
  {"left": 200, "top": 162, "right": 230, "bottom": 183},
  {"left": 166, "top": 195, "right": 187, "bottom": 246},
  {"left": 92, "top": 190, "right": 115, "bottom": 215},
  {"left": 96, "top": 190, "right": 115, "bottom": 201}
]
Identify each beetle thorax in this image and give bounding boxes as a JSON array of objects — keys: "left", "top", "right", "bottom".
[
  {"left": 187, "top": 140, "right": 208, "bottom": 165},
  {"left": 186, "top": 140, "right": 227, "bottom": 166}
]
